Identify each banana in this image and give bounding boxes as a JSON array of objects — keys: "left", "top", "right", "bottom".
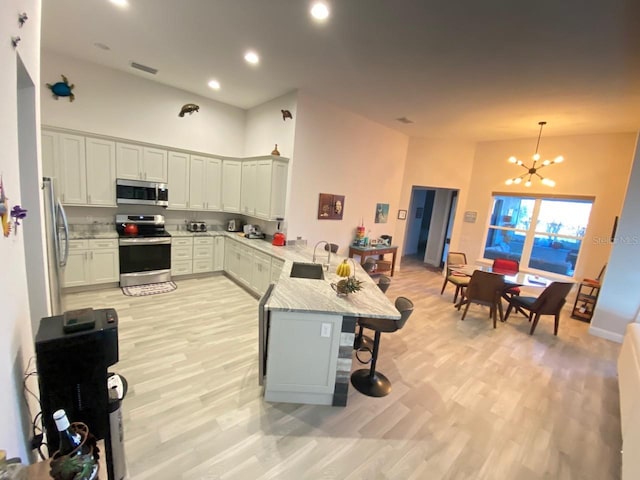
[{"left": 336, "top": 260, "right": 351, "bottom": 277}]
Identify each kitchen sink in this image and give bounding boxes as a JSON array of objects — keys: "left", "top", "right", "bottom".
[{"left": 289, "top": 262, "right": 325, "bottom": 280}]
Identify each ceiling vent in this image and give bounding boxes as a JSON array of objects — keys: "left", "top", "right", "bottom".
[
  {"left": 130, "top": 62, "right": 158, "bottom": 75},
  {"left": 396, "top": 117, "right": 414, "bottom": 124}
]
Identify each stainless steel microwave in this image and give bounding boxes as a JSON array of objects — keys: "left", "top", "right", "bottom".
[{"left": 116, "top": 179, "right": 168, "bottom": 207}]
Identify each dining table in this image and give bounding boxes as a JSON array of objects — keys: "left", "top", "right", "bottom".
[{"left": 450, "top": 264, "right": 554, "bottom": 321}]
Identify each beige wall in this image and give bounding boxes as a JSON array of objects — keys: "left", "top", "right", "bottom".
[
  {"left": 394, "top": 137, "right": 477, "bottom": 260},
  {"left": 288, "top": 92, "right": 409, "bottom": 252},
  {"left": 459, "top": 132, "right": 637, "bottom": 281}
]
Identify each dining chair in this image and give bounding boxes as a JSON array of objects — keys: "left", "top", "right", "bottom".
[
  {"left": 504, "top": 282, "right": 574, "bottom": 335},
  {"left": 440, "top": 252, "right": 470, "bottom": 303},
  {"left": 492, "top": 257, "right": 521, "bottom": 301},
  {"left": 457, "top": 270, "right": 505, "bottom": 328}
]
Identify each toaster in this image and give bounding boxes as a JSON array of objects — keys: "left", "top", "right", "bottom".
[{"left": 187, "top": 221, "right": 207, "bottom": 232}]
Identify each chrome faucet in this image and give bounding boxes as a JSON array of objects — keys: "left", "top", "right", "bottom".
[{"left": 313, "top": 240, "right": 332, "bottom": 271}]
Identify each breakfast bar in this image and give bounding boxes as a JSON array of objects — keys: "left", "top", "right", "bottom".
[{"left": 258, "top": 247, "right": 400, "bottom": 406}]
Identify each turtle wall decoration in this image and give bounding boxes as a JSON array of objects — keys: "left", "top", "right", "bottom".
[
  {"left": 47, "top": 75, "right": 75, "bottom": 102},
  {"left": 281, "top": 109, "right": 293, "bottom": 121},
  {"left": 179, "top": 103, "right": 200, "bottom": 117}
]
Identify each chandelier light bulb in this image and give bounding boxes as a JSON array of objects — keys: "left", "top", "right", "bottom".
[
  {"left": 516, "top": 160, "right": 523, "bottom": 166},
  {"left": 514, "top": 178, "right": 522, "bottom": 184},
  {"left": 554, "top": 156, "right": 564, "bottom": 163},
  {"left": 542, "top": 159, "right": 551, "bottom": 166},
  {"left": 508, "top": 156, "right": 517, "bottom": 163},
  {"left": 525, "top": 180, "right": 532, "bottom": 187},
  {"left": 532, "top": 153, "right": 540, "bottom": 161},
  {"left": 505, "top": 179, "right": 514, "bottom": 185},
  {"left": 541, "top": 178, "right": 556, "bottom": 187}
]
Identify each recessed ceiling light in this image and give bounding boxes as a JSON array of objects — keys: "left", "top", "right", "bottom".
[
  {"left": 208, "top": 79, "right": 221, "bottom": 90},
  {"left": 310, "top": 2, "right": 330, "bottom": 21},
  {"left": 244, "top": 51, "right": 259, "bottom": 65},
  {"left": 94, "top": 42, "right": 111, "bottom": 51},
  {"left": 109, "top": 0, "right": 129, "bottom": 7}
]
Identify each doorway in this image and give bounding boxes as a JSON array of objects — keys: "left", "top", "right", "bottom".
[{"left": 403, "top": 186, "right": 459, "bottom": 268}]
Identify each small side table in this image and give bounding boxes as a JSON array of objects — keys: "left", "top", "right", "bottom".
[
  {"left": 571, "top": 280, "right": 601, "bottom": 322},
  {"left": 348, "top": 245, "right": 398, "bottom": 277}
]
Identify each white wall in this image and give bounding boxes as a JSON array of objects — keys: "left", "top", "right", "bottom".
[
  {"left": 244, "top": 90, "right": 297, "bottom": 158},
  {"left": 591, "top": 134, "right": 640, "bottom": 341},
  {"left": 41, "top": 51, "right": 246, "bottom": 156},
  {"left": 1, "top": 0, "right": 42, "bottom": 462},
  {"left": 395, "top": 138, "right": 476, "bottom": 263},
  {"left": 459, "top": 132, "right": 636, "bottom": 282},
  {"left": 287, "top": 92, "right": 409, "bottom": 253}
]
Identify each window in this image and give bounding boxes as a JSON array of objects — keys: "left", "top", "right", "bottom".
[{"left": 483, "top": 195, "right": 593, "bottom": 277}]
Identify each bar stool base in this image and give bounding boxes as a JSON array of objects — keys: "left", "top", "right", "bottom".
[{"left": 350, "top": 369, "right": 391, "bottom": 397}]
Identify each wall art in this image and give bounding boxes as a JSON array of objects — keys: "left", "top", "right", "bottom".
[
  {"left": 318, "top": 193, "right": 345, "bottom": 220},
  {"left": 397, "top": 209, "right": 407, "bottom": 220},
  {"left": 375, "top": 203, "right": 389, "bottom": 223}
]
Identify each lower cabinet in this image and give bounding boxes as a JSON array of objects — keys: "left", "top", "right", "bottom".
[
  {"left": 171, "top": 237, "right": 193, "bottom": 276},
  {"left": 214, "top": 236, "right": 225, "bottom": 271},
  {"left": 63, "top": 239, "right": 119, "bottom": 288},
  {"left": 193, "top": 237, "right": 214, "bottom": 273},
  {"left": 251, "top": 251, "right": 272, "bottom": 296},
  {"left": 225, "top": 238, "right": 275, "bottom": 294}
]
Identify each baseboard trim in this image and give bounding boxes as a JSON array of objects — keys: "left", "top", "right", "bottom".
[{"left": 589, "top": 325, "right": 624, "bottom": 343}]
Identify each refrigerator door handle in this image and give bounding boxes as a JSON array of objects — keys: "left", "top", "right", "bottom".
[{"left": 57, "top": 201, "right": 70, "bottom": 267}]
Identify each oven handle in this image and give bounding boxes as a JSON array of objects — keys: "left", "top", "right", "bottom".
[{"left": 119, "top": 237, "right": 171, "bottom": 246}]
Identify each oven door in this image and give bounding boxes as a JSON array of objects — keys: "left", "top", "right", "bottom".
[{"left": 119, "top": 237, "right": 171, "bottom": 286}]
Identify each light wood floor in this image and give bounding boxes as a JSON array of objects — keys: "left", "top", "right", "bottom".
[{"left": 64, "top": 258, "right": 622, "bottom": 480}]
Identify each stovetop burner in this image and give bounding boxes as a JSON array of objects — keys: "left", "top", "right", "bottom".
[{"left": 116, "top": 214, "right": 170, "bottom": 238}]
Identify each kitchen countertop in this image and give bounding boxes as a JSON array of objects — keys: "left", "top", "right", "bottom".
[
  {"left": 68, "top": 230, "right": 119, "bottom": 240},
  {"left": 221, "top": 234, "right": 401, "bottom": 320}
]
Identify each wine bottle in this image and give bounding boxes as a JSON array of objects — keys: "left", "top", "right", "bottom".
[{"left": 53, "top": 409, "right": 83, "bottom": 456}]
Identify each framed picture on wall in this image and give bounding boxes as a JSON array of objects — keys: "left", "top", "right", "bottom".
[
  {"left": 375, "top": 203, "right": 389, "bottom": 223},
  {"left": 318, "top": 193, "right": 345, "bottom": 220},
  {"left": 398, "top": 209, "right": 407, "bottom": 220}
]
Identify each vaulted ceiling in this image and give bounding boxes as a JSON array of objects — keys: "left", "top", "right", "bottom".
[{"left": 42, "top": 0, "right": 640, "bottom": 141}]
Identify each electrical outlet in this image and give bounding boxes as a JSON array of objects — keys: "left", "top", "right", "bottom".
[{"left": 320, "top": 323, "right": 331, "bottom": 338}]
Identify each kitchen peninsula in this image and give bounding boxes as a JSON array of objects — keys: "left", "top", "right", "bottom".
[{"left": 258, "top": 246, "right": 400, "bottom": 407}]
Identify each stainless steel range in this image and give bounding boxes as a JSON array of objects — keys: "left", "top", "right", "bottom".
[{"left": 116, "top": 214, "right": 171, "bottom": 287}]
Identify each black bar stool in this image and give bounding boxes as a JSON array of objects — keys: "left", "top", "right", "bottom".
[
  {"left": 351, "top": 297, "right": 414, "bottom": 397},
  {"left": 354, "top": 276, "right": 391, "bottom": 356}
]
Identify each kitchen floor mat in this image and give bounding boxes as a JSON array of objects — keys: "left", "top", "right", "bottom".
[{"left": 121, "top": 281, "right": 177, "bottom": 297}]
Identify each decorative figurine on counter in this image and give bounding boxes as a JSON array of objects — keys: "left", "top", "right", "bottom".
[
  {"left": 179, "top": 103, "right": 200, "bottom": 117},
  {"left": 281, "top": 109, "right": 293, "bottom": 121},
  {"left": 271, "top": 144, "right": 280, "bottom": 156},
  {"left": 47, "top": 75, "right": 75, "bottom": 102}
]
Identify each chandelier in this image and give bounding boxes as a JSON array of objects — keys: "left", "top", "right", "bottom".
[{"left": 505, "top": 121, "right": 564, "bottom": 187}]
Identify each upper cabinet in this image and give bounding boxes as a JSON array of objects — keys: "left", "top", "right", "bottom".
[
  {"left": 42, "top": 130, "right": 116, "bottom": 206},
  {"left": 222, "top": 160, "right": 242, "bottom": 213},
  {"left": 167, "top": 151, "right": 190, "bottom": 209},
  {"left": 116, "top": 143, "right": 168, "bottom": 183},
  {"left": 190, "top": 155, "right": 222, "bottom": 211},
  {"left": 241, "top": 157, "right": 289, "bottom": 221}
]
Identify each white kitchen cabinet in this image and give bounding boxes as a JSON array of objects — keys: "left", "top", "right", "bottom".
[
  {"left": 62, "top": 239, "right": 119, "bottom": 287},
  {"left": 265, "top": 311, "right": 342, "bottom": 405},
  {"left": 240, "top": 160, "right": 257, "bottom": 216},
  {"left": 224, "top": 239, "right": 254, "bottom": 286},
  {"left": 58, "top": 133, "right": 87, "bottom": 205},
  {"left": 171, "top": 237, "right": 193, "bottom": 276},
  {"left": 85, "top": 138, "right": 117, "bottom": 206},
  {"left": 41, "top": 131, "right": 116, "bottom": 206},
  {"left": 213, "top": 236, "right": 225, "bottom": 271},
  {"left": 222, "top": 160, "right": 242, "bottom": 213},
  {"left": 255, "top": 158, "right": 288, "bottom": 220},
  {"left": 224, "top": 239, "right": 240, "bottom": 278},
  {"left": 190, "top": 155, "right": 222, "bottom": 211},
  {"left": 251, "top": 250, "right": 272, "bottom": 296},
  {"left": 116, "top": 143, "right": 168, "bottom": 182},
  {"left": 168, "top": 151, "right": 190, "bottom": 209},
  {"left": 193, "top": 237, "right": 214, "bottom": 273},
  {"left": 271, "top": 257, "right": 284, "bottom": 283}
]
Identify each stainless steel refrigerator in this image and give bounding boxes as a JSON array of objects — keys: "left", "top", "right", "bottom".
[{"left": 43, "top": 177, "right": 69, "bottom": 315}]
